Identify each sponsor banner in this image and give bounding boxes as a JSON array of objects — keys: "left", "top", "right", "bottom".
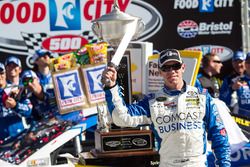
[
  {"left": 177, "top": 20, "right": 233, "bottom": 38},
  {"left": 151, "top": 0, "right": 241, "bottom": 77},
  {"left": 81, "top": 64, "right": 106, "bottom": 105},
  {"left": 0, "top": 0, "right": 162, "bottom": 68},
  {"left": 173, "top": 0, "right": 234, "bottom": 12},
  {"left": 0, "top": 0, "right": 241, "bottom": 77},
  {"left": 185, "top": 45, "right": 233, "bottom": 62},
  {"left": 52, "top": 67, "right": 88, "bottom": 114},
  {"left": 156, "top": 0, "right": 241, "bottom": 51}
]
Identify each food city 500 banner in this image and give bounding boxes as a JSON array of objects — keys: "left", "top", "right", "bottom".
[
  {"left": 0, "top": 0, "right": 241, "bottom": 75},
  {"left": 0, "top": 0, "right": 161, "bottom": 68}
]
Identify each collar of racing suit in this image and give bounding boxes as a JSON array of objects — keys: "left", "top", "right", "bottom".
[{"left": 163, "top": 80, "right": 186, "bottom": 96}]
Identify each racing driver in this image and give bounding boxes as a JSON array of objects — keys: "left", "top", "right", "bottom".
[{"left": 102, "top": 49, "right": 231, "bottom": 167}]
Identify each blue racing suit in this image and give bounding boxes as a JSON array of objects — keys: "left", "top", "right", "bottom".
[
  {"left": 105, "top": 82, "right": 231, "bottom": 167},
  {"left": 230, "top": 75, "right": 250, "bottom": 118},
  {"left": 0, "top": 86, "right": 32, "bottom": 144},
  {"left": 219, "top": 72, "right": 240, "bottom": 107}
]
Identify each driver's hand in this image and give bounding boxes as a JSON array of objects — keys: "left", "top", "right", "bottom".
[{"left": 101, "top": 66, "right": 117, "bottom": 88}]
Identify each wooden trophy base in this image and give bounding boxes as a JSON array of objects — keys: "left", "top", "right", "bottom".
[
  {"left": 94, "top": 129, "right": 154, "bottom": 158},
  {"left": 91, "top": 148, "right": 157, "bottom": 158}
]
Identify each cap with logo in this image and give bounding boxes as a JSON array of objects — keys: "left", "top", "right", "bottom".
[
  {"left": 21, "top": 70, "right": 37, "bottom": 79},
  {"left": 0, "top": 63, "right": 5, "bottom": 72},
  {"left": 33, "top": 49, "right": 51, "bottom": 62},
  {"left": 158, "top": 49, "right": 182, "bottom": 68},
  {"left": 5, "top": 56, "right": 22, "bottom": 67},
  {"left": 232, "top": 51, "right": 246, "bottom": 61},
  {"left": 21, "top": 70, "right": 38, "bottom": 86}
]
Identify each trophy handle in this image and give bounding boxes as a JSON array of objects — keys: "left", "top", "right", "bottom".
[
  {"left": 96, "top": 103, "right": 111, "bottom": 132},
  {"left": 134, "top": 20, "right": 145, "bottom": 39},
  {"left": 92, "top": 22, "right": 102, "bottom": 39}
]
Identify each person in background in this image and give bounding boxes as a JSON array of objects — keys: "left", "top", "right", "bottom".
[
  {"left": 0, "top": 63, "right": 33, "bottom": 145},
  {"left": 102, "top": 49, "right": 231, "bottom": 166},
  {"left": 219, "top": 50, "right": 246, "bottom": 110},
  {"left": 32, "top": 49, "right": 83, "bottom": 123},
  {"left": 32, "top": 49, "right": 53, "bottom": 94},
  {"left": 196, "top": 53, "right": 223, "bottom": 98},
  {"left": 0, "top": 63, "right": 6, "bottom": 89},
  {"left": 5, "top": 56, "right": 22, "bottom": 86},
  {"left": 230, "top": 53, "right": 250, "bottom": 118},
  {"left": 21, "top": 70, "right": 46, "bottom": 121},
  {"left": 32, "top": 49, "right": 58, "bottom": 120}
]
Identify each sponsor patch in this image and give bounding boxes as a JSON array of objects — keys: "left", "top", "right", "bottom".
[{"left": 156, "top": 96, "right": 167, "bottom": 102}]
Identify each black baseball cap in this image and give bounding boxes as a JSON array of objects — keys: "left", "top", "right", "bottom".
[{"left": 158, "top": 49, "right": 182, "bottom": 68}]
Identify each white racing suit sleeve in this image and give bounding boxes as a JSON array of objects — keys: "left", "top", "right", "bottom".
[{"left": 104, "top": 85, "right": 152, "bottom": 127}]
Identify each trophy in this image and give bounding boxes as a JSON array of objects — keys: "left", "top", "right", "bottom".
[
  {"left": 92, "top": 0, "right": 144, "bottom": 74},
  {"left": 91, "top": 0, "right": 154, "bottom": 157}
]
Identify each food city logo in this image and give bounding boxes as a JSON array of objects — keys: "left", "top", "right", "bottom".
[
  {"left": 55, "top": 70, "right": 86, "bottom": 108},
  {"left": 82, "top": 64, "right": 106, "bottom": 103},
  {"left": 174, "top": 0, "right": 234, "bottom": 12},
  {"left": 49, "top": 0, "right": 81, "bottom": 31},
  {"left": 0, "top": 0, "right": 162, "bottom": 66},
  {"left": 185, "top": 45, "right": 233, "bottom": 61},
  {"left": 177, "top": 20, "right": 233, "bottom": 38}
]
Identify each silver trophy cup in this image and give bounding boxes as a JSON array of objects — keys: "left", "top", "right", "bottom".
[
  {"left": 91, "top": 1, "right": 144, "bottom": 48},
  {"left": 92, "top": 0, "right": 144, "bottom": 132},
  {"left": 91, "top": 0, "right": 144, "bottom": 86}
]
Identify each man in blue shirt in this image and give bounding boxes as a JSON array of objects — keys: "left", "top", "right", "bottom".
[
  {"left": 5, "top": 56, "right": 22, "bottom": 86},
  {"left": 32, "top": 49, "right": 83, "bottom": 122},
  {"left": 219, "top": 50, "right": 246, "bottom": 111},
  {"left": 229, "top": 53, "right": 250, "bottom": 118},
  {"left": 0, "top": 63, "right": 32, "bottom": 145}
]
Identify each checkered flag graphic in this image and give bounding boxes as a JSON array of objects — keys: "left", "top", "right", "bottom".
[
  {"left": 21, "top": 31, "right": 99, "bottom": 56},
  {"left": 82, "top": 31, "right": 99, "bottom": 44},
  {"left": 21, "top": 32, "right": 48, "bottom": 55}
]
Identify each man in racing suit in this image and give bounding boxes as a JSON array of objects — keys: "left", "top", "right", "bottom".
[
  {"left": 229, "top": 53, "right": 250, "bottom": 118},
  {"left": 102, "top": 49, "right": 231, "bottom": 167},
  {"left": 219, "top": 50, "right": 246, "bottom": 110}
]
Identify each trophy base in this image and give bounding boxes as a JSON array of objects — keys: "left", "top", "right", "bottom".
[
  {"left": 91, "top": 148, "right": 157, "bottom": 158},
  {"left": 94, "top": 129, "right": 153, "bottom": 155}
]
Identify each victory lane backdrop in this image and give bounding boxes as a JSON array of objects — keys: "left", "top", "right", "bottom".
[
  {"left": 0, "top": 0, "right": 242, "bottom": 77},
  {"left": 144, "top": 0, "right": 241, "bottom": 78}
]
